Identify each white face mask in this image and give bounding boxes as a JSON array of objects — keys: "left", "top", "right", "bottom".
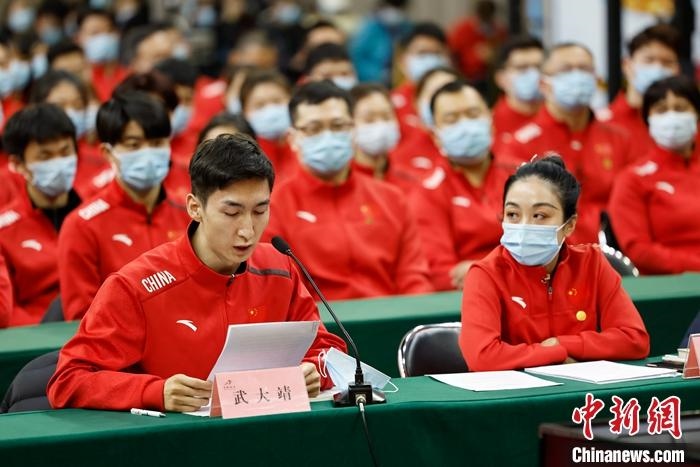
[
  {"left": 321, "top": 347, "right": 391, "bottom": 390},
  {"left": 648, "top": 111, "right": 698, "bottom": 151}
]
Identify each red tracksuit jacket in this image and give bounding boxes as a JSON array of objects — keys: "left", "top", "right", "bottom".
[
  {"left": 0, "top": 246, "right": 13, "bottom": 328},
  {"left": 499, "top": 106, "right": 633, "bottom": 244},
  {"left": 351, "top": 159, "right": 420, "bottom": 195},
  {"left": 48, "top": 225, "right": 347, "bottom": 411},
  {"left": 0, "top": 185, "right": 65, "bottom": 326},
  {"left": 492, "top": 96, "right": 539, "bottom": 156},
  {"left": 411, "top": 158, "right": 511, "bottom": 290},
  {"left": 264, "top": 168, "right": 433, "bottom": 300},
  {"left": 460, "top": 244, "right": 650, "bottom": 371},
  {"left": 391, "top": 127, "right": 442, "bottom": 182},
  {"left": 608, "top": 143, "right": 700, "bottom": 274},
  {"left": 58, "top": 180, "right": 190, "bottom": 321},
  {"left": 257, "top": 138, "right": 300, "bottom": 186},
  {"left": 599, "top": 93, "right": 653, "bottom": 161}
]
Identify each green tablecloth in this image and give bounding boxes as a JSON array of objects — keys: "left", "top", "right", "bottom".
[
  {"left": 0, "top": 273, "right": 699, "bottom": 398},
  {"left": 1, "top": 365, "right": 699, "bottom": 467}
]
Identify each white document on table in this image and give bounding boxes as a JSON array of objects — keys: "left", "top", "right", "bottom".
[
  {"left": 525, "top": 360, "right": 679, "bottom": 384},
  {"left": 429, "top": 371, "right": 561, "bottom": 391},
  {"left": 186, "top": 321, "right": 319, "bottom": 416}
]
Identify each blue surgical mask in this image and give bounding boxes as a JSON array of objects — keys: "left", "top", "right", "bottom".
[
  {"left": 9, "top": 61, "right": 31, "bottom": 91},
  {"left": 438, "top": 118, "right": 492, "bottom": 161},
  {"left": 85, "top": 105, "right": 99, "bottom": 134},
  {"left": 171, "top": 43, "right": 190, "bottom": 60},
  {"left": 550, "top": 70, "right": 596, "bottom": 109},
  {"left": 649, "top": 111, "right": 698, "bottom": 150},
  {"left": 31, "top": 54, "right": 49, "bottom": 79},
  {"left": 323, "top": 347, "right": 391, "bottom": 390},
  {"left": 501, "top": 222, "right": 567, "bottom": 266},
  {"left": 0, "top": 68, "right": 13, "bottom": 97},
  {"left": 40, "top": 26, "right": 63, "bottom": 46},
  {"left": 407, "top": 53, "right": 448, "bottom": 82},
  {"left": 171, "top": 105, "right": 193, "bottom": 136},
  {"left": 355, "top": 121, "right": 400, "bottom": 157},
  {"left": 275, "top": 3, "right": 302, "bottom": 25},
  {"left": 419, "top": 100, "right": 433, "bottom": 126},
  {"left": 196, "top": 5, "right": 218, "bottom": 27},
  {"left": 299, "top": 130, "right": 354, "bottom": 175},
  {"left": 28, "top": 155, "right": 77, "bottom": 197},
  {"left": 8, "top": 8, "right": 35, "bottom": 33},
  {"left": 226, "top": 95, "right": 242, "bottom": 115},
  {"left": 633, "top": 63, "right": 673, "bottom": 95},
  {"left": 332, "top": 76, "right": 357, "bottom": 91},
  {"left": 114, "top": 146, "right": 171, "bottom": 191},
  {"left": 247, "top": 104, "right": 291, "bottom": 141},
  {"left": 65, "top": 108, "right": 88, "bottom": 138},
  {"left": 90, "top": 0, "right": 113, "bottom": 8},
  {"left": 512, "top": 68, "right": 542, "bottom": 102},
  {"left": 84, "top": 33, "right": 120, "bottom": 64}
]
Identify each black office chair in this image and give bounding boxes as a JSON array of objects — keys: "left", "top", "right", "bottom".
[
  {"left": 0, "top": 350, "right": 59, "bottom": 413},
  {"left": 600, "top": 245, "right": 639, "bottom": 277},
  {"left": 41, "top": 295, "right": 64, "bottom": 323},
  {"left": 397, "top": 322, "right": 468, "bottom": 377},
  {"left": 598, "top": 211, "right": 620, "bottom": 251}
]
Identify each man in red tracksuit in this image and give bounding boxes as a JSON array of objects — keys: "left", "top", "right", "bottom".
[
  {"left": 58, "top": 92, "right": 190, "bottom": 321},
  {"left": 264, "top": 81, "right": 433, "bottom": 300},
  {"left": 598, "top": 24, "right": 680, "bottom": 161},
  {"left": 499, "top": 43, "right": 632, "bottom": 244},
  {"left": 0, "top": 254, "right": 11, "bottom": 328},
  {"left": 492, "top": 35, "right": 544, "bottom": 154},
  {"left": 48, "top": 133, "right": 347, "bottom": 412},
  {"left": 0, "top": 104, "right": 81, "bottom": 327}
]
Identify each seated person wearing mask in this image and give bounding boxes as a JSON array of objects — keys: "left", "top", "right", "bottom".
[
  {"left": 303, "top": 43, "right": 358, "bottom": 91},
  {"left": 0, "top": 104, "right": 81, "bottom": 326},
  {"left": 264, "top": 80, "right": 433, "bottom": 300},
  {"left": 460, "top": 156, "right": 649, "bottom": 371},
  {"left": 48, "top": 133, "right": 347, "bottom": 411},
  {"left": 58, "top": 91, "right": 190, "bottom": 321}
]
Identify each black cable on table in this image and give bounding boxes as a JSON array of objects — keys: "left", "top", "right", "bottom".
[{"left": 358, "top": 400, "right": 380, "bottom": 467}]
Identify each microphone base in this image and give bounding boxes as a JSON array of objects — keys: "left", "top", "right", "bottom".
[{"left": 333, "top": 383, "right": 386, "bottom": 407}]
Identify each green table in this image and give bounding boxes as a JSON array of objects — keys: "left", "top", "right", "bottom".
[
  {"left": 1, "top": 274, "right": 699, "bottom": 398},
  {"left": 1, "top": 364, "right": 699, "bottom": 467}
]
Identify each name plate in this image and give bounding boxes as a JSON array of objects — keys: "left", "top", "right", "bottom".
[
  {"left": 211, "top": 366, "right": 310, "bottom": 419},
  {"left": 683, "top": 334, "right": 700, "bottom": 379}
]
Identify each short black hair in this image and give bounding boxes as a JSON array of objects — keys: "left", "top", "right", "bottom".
[
  {"left": 305, "top": 43, "right": 351, "bottom": 75},
  {"left": 113, "top": 70, "right": 180, "bottom": 112},
  {"left": 76, "top": 7, "right": 116, "bottom": 29},
  {"left": 628, "top": 23, "right": 680, "bottom": 57},
  {"left": 29, "top": 70, "right": 88, "bottom": 106},
  {"left": 197, "top": 112, "right": 256, "bottom": 145},
  {"left": 642, "top": 75, "right": 700, "bottom": 125},
  {"left": 415, "top": 65, "right": 460, "bottom": 100},
  {"left": 47, "top": 40, "right": 84, "bottom": 65},
  {"left": 37, "top": 0, "right": 69, "bottom": 20},
  {"left": 430, "top": 79, "right": 479, "bottom": 115},
  {"left": 399, "top": 22, "right": 447, "bottom": 49},
  {"left": 154, "top": 58, "right": 198, "bottom": 88},
  {"left": 120, "top": 23, "right": 170, "bottom": 66},
  {"left": 304, "top": 19, "right": 341, "bottom": 43},
  {"left": 96, "top": 91, "right": 171, "bottom": 145},
  {"left": 239, "top": 69, "right": 291, "bottom": 110},
  {"left": 3, "top": 103, "right": 76, "bottom": 161},
  {"left": 349, "top": 82, "right": 391, "bottom": 105},
  {"left": 189, "top": 133, "right": 275, "bottom": 204},
  {"left": 497, "top": 35, "right": 544, "bottom": 69},
  {"left": 288, "top": 80, "right": 354, "bottom": 124},
  {"left": 504, "top": 155, "right": 580, "bottom": 220}
]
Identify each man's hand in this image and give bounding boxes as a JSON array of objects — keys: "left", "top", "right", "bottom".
[
  {"left": 163, "top": 374, "right": 212, "bottom": 412},
  {"left": 449, "top": 260, "right": 474, "bottom": 289},
  {"left": 540, "top": 337, "right": 560, "bottom": 347},
  {"left": 300, "top": 362, "right": 321, "bottom": 397},
  {"left": 564, "top": 357, "right": 577, "bottom": 364}
]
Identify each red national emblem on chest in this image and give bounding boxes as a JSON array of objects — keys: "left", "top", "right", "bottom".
[{"left": 360, "top": 204, "right": 376, "bottom": 225}]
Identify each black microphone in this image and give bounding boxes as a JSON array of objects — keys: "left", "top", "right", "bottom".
[{"left": 271, "top": 236, "right": 386, "bottom": 407}]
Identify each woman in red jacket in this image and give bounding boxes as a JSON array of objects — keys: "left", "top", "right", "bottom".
[
  {"left": 460, "top": 156, "right": 650, "bottom": 371},
  {"left": 609, "top": 76, "right": 700, "bottom": 274}
]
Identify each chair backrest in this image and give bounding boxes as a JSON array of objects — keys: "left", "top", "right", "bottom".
[
  {"left": 0, "top": 350, "right": 59, "bottom": 413},
  {"left": 397, "top": 322, "right": 468, "bottom": 377},
  {"left": 598, "top": 211, "right": 621, "bottom": 251},
  {"left": 601, "top": 245, "right": 639, "bottom": 277},
  {"left": 41, "top": 295, "right": 64, "bottom": 323}
]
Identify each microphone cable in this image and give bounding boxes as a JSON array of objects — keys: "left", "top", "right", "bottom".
[{"left": 358, "top": 398, "right": 380, "bottom": 467}]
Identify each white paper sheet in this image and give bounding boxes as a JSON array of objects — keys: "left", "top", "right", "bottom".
[
  {"left": 186, "top": 321, "right": 320, "bottom": 416},
  {"left": 525, "top": 360, "right": 679, "bottom": 384},
  {"left": 429, "top": 371, "right": 562, "bottom": 391}
]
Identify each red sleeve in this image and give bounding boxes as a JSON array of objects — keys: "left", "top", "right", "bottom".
[
  {"left": 460, "top": 265, "right": 568, "bottom": 371},
  {"left": 0, "top": 253, "right": 12, "bottom": 328},
  {"left": 556, "top": 250, "right": 650, "bottom": 360},
  {"left": 609, "top": 170, "right": 700, "bottom": 274},
  {"left": 57, "top": 215, "right": 102, "bottom": 320},
  {"left": 47, "top": 275, "right": 165, "bottom": 411},
  {"left": 286, "top": 256, "right": 347, "bottom": 389},
  {"left": 394, "top": 196, "right": 434, "bottom": 295},
  {"left": 411, "top": 181, "right": 459, "bottom": 291}
]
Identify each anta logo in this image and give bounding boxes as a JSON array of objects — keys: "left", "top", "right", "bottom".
[
  {"left": 452, "top": 196, "right": 472, "bottom": 208},
  {"left": 176, "top": 319, "right": 197, "bottom": 332},
  {"left": 112, "top": 234, "right": 133, "bottom": 246},
  {"left": 511, "top": 296, "right": 527, "bottom": 309},
  {"left": 655, "top": 181, "right": 675, "bottom": 195},
  {"left": 141, "top": 270, "right": 176, "bottom": 293},
  {"left": 296, "top": 210, "right": 317, "bottom": 223},
  {"left": 20, "top": 239, "right": 42, "bottom": 251}
]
